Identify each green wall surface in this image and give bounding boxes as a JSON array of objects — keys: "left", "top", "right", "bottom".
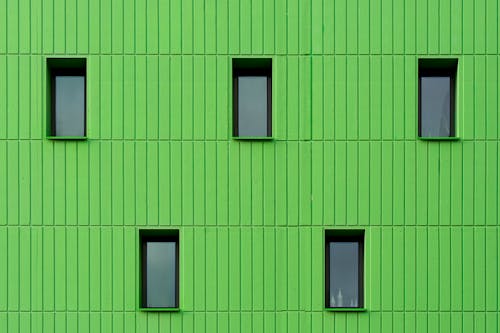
[{"left": 1, "top": 0, "right": 500, "bottom": 332}]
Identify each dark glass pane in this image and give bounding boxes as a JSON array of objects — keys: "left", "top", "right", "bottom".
[
  {"left": 146, "top": 241, "right": 176, "bottom": 308},
  {"left": 238, "top": 76, "right": 268, "bottom": 137},
  {"left": 329, "top": 242, "right": 359, "bottom": 307},
  {"left": 420, "top": 76, "right": 451, "bottom": 137},
  {"left": 55, "top": 75, "right": 85, "bottom": 136}
]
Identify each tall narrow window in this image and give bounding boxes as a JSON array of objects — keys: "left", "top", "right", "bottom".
[
  {"left": 233, "top": 58, "right": 272, "bottom": 138},
  {"left": 140, "top": 230, "right": 179, "bottom": 309},
  {"left": 418, "top": 59, "right": 458, "bottom": 138},
  {"left": 47, "top": 58, "right": 87, "bottom": 138},
  {"left": 325, "top": 230, "right": 364, "bottom": 309}
]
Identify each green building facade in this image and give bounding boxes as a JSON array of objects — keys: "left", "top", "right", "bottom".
[{"left": 1, "top": 0, "right": 500, "bottom": 331}]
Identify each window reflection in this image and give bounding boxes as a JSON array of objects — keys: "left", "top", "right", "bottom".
[
  {"left": 328, "top": 241, "right": 361, "bottom": 308},
  {"left": 237, "top": 76, "right": 268, "bottom": 137},
  {"left": 55, "top": 75, "right": 85, "bottom": 136},
  {"left": 420, "top": 76, "right": 451, "bottom": 137}
]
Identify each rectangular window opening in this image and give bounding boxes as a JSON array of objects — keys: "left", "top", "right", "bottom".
[
  {"left": 325, "top": 230, "right": 364, "bottom": 309},
  {"left": 140, "top": 230, "right": 179, "bottom": 309},
  {"left": 418, "top": 58, "right": 458, "bottom": 138},
  {"left": 232, "top": 58, "right": 272, "bottom": 138},
  {"left": 47, "top": 58, "right": 87, "bottom": 138}
]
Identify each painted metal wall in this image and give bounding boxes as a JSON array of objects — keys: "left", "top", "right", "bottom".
[{"left": 1, "top": 0, "right": 500, "bottom": 331}]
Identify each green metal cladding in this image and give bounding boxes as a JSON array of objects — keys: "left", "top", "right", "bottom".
[{"left": 1, "top": 0, "right": 500, "bottom": 331}]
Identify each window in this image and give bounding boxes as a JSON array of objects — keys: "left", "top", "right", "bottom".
[
  {"left": 233, "top": 58, "right": 272, "bottom": 138},
  {"left": 418, "top": 59, "right": 458, "bottom": 138},
  {"left": 47, "top": 58, "right": 87, "bottom": 138},
  {"left": 140, "top": 230, "right": 179, "bottom": 309},
  {"left": 325, "top": 230, "right": 364, "bottom": 309}
]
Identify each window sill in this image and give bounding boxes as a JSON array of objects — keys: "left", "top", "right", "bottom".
[
  {"left": 418, "top": 136, "right": 459, "bottom": 141},
  {"left": 139, "top": 307, "right": 180, "bottom": 312},
  {"left": 47, "top": 136, "right": 87, "bottom": 140},
  {"left": 232, "top": 136, "right": 274, "bottom": 141},
  {"left": 325, "top": 307, "right": 367, "bottom": 312}
]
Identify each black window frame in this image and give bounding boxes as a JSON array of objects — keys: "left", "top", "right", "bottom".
[
  {"left": 232, "top": 58, "right": 272, "bottom": 138},
  {"left": 47, "top": 58, "right": 87, "bottom": 138},
  {"left": 139, "top": 230, "right": 180, "bottom": 309},
  {"left": 325, "top": 230, "right": 365, "bottom": 309},
  {"left": 418, "top": 59, "right": 458, "bottom": 138}
]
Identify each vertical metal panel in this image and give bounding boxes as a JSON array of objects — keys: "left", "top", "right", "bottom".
[{"left": 1, "top": 0, "right": 500, "bottom": 332}]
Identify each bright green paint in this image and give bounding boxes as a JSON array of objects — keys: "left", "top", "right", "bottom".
[
  {"left": 1, "top": 0, "right": 500, "bottom": 332},
  {"left": 46, "top": 136, "right": 87, "bottom": 140},
  {"left": 324, "top": 308, "right": 367, "bottom": 312}
]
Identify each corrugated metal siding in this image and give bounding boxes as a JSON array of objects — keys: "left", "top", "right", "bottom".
[{"left": 1, "top": 0, "right": 500, "bottom": 332}]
